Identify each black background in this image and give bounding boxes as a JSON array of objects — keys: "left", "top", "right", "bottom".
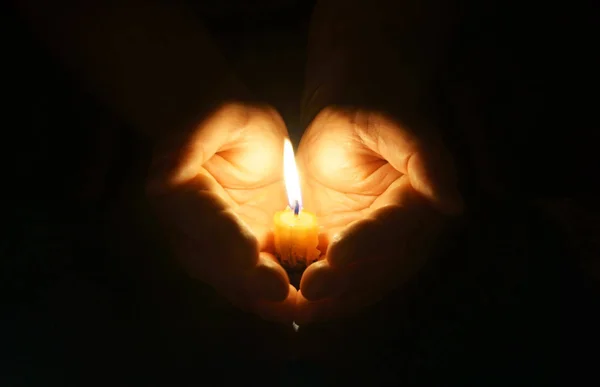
[{"left": 1, "top": 1, "right": 598, "bottom": 385}]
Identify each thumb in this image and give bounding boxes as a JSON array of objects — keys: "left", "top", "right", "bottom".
[
  {"left": 371, "top": 113, "right": 463, "bottom": 214},
  {"left": 147, "top": 104, "right": 246, "bottom": 195},
  {"left": 405, "top": 148, "right": 464, "bottom": 215}
]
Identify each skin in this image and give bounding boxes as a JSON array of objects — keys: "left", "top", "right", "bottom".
[
  {"left": 147, "top": 103, "right": 297, "bottom": 323},
  {"left": 18, "top": 0, "right": 299, "bottom": 322},
  {"left": 295, "top": 107, "right": 464, "bottom": 324},
  {"left": 19, "top": 0, "right": 464, "bottom": 325}
]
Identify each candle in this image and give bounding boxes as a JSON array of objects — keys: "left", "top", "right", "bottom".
[{"left": 273, "top": 139, "right": 320, "bottom": 270}]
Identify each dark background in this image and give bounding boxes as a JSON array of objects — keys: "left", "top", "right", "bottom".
[{"left": 1, "top": 1, "right": 598, "bottom": 385}]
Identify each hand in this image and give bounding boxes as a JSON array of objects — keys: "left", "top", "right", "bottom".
[
  {"left": 295, "top": 108, "right": 463, "bottom": 323},
  {"left": 147, "top": 103, "right": 296, "bottom": 323}
]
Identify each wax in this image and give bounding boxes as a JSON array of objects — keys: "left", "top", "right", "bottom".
[
  {"left": 273, "top": 206, "right": 320, "bottom": 269},
  {"left": 274, "top": 139, "right": 321, "bottom": 270}
]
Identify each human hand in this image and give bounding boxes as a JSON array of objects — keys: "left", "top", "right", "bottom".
[
  {"left": 147, "top": 103, "right": 296, "bottom": 323},
  {"left": 295, "top": 108, "right": 463, "bottom": 323}
]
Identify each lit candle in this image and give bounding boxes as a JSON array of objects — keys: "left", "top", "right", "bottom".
[{"left": 273, "top": 139, "right": 321, "bottom": 270}]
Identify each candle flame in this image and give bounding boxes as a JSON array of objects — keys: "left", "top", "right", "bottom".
[{"left": 283, "top": 139, "right": 302, "bottom": 212}]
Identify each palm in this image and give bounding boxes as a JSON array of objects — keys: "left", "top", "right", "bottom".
[
  {"left": 302, "top": 146, "right": 406, "bottom": 234},
  {"left": 201, "top": 158, "right": 286, "bottom": 249},
  {"left": 150, "top": 104, "right": 295, "bottom": 322},
  {"left": 294, "top": 108, "right": 462, "bottom": 322},
  {"left": 203, "top": 121, "right": 287, "bottom": 245},
  {"left": 298, "top": 110, "right": 407, "bottom": 236},
  {"left": 160, "top": 104, "right": 289, "bottom": 251}
]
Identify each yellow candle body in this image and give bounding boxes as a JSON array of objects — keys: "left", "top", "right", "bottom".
[{"left": 273, "top": 207, "right": 320, "bottom": 269}]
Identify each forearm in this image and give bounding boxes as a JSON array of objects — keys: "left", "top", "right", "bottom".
[
  {"left": 17, "top": 0, "right": 244, "bottom": 140},
  {"left": 303, "top": 0, "right": 456, "bottom": 125}
]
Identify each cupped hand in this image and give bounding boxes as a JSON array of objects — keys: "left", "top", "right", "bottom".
[
  {"left": 295, "top": 107, "right": 463, "bottom": 323},
  {"left": 147, "top": 103, "right": 296, "bottom": 323}
]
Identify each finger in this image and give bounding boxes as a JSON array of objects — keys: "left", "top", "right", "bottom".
[
  {"left": 326, "top": 217, "right": 381, "bottom": 268},
  {"left": 157, "top": 176, "right": 260, "bottom": 278},
  {"left": 221, "top": 253, "right": 290, "bottom": 312},
  {"left": 242, "top": 252, "right": 290, "bottom": 302},
  {"left": 317, "top": 230, "right": 329, "bottom": 256},
  {"left": 361, "top": 112, "right": 463, "bottom": 214},
  {"left": 295, "top": 291, "right": 335, "bottom": 324},
  {"left": 327, "top": 198, "right": 439, "bottom": 269},
  {"left": 300, "top": 259, "right": 343, "bottom": 301},
  {"left": 404, "top": 148, "right": 464, "bottom": 215},
  {"left": 204, "top": 106, "right": 289, "bottom": 189},
  {"left": 297, "top": 259, "right": 403, "bottom": 324},
  {"left": 301, "top": 254, "right": 398, "bottom": 302},
  {"left": 146, "top": 110, "right": 234, "bottom": 196},
  {"left": 235, "top": 183, "right": 287, "bottom": 251},
  {"left": 295, "top": 288, "right": 384, "bottom": 325},
  {"left": 298, "top": 258, "right": 393, "bottom": 323},
  {"left": 334, "top": 260, "right": 414, "bottom": 303},
  {"left": 305, "top": 207, "right": 434, "bottom": 307},
  {"left": 252, "top": 285, "right": 297, "bottom": 324}
]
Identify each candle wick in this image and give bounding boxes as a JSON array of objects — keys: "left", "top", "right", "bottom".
[{"left": 293, "top": 200, "right": 300, "bottom": 216}]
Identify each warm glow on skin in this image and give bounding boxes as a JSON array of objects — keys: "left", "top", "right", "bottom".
[
  {"left": 148, "top": 103, "right": 297, "bottom": 323},
  {"left": 294, "top": 108, "right": 463, "bottom": 323}
]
